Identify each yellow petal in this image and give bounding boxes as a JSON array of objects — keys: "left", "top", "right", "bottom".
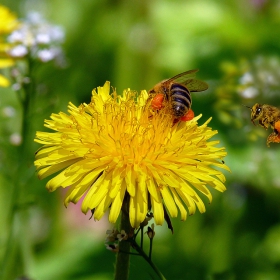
[
  {"left": 160, "top": 186, "right": 178, "bottom": 217},
  {"left": 109, "top": 180, "right": 126, "bottom": 223},
  {"left": 36, "top": 158, "right": 81, "bottom": 180},
  {"left": 0, "top": 58, "right": 14, "bottom": 68},
  {"left": 94, "top": 194, "right": 113, "bottom": 220},
  {"left": 151, "top": 196, "right": 164, "bottom": 225},
  {"left": 0, "top": 74, "right": 10, "bottom": 87},
  {"left": 170, "top": 188, "right": 187, "bottom": 221}
]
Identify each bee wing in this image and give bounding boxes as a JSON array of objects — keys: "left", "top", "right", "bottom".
[
  {"left": 165, "top": 69, "right": 199, "bottom": 84},
  {"left": 183, "top": 79, "right": 209, "bottom": 92},
  {"left": 164, "top": 69, "right": 208, "bottom": 92}
]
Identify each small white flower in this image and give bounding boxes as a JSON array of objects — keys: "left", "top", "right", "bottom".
[
  {"left": 105, "top": 243, "right": 119, "bottom": 252},
  {"left": 7, "top": 11, "right": 65, "bottom": 63},
  {"left": 26, "top": 11, "right": 44, "bottom": 24},
  {"left": 10, "top": 133, "right": 22, "bottom": 146},
  {"left": 239, "top": 86, "right": 259, "bottom": 99},
  {"left": 36, "top": 25, "right": 64, "bottom": 44},
  {"left": 50, "top": 26, "right": 65, "bottom": 42},
  {"left": 2, "top": 106, "right": 16, "bottom": 117},
  {"left": 105, "top": 229, "right": 119, "bottom": 242},
  {"left": 239, "top": 72, "right": 254, "bottom": 85},
  {"left": 8, "top": 45, "right": 28, "bottom": 57},
  {"left": 12, "top": 83, "right": 21, "bottom": 91},
  {"left": 117, "top": 230, "right": 128, "bottom": 241},
  {"left": 8, "top": 30, "right": 25, "bottom": 43},
  {"left": 36, "top": 33, "right": 51, "bottom": 44},
  {"left": 37, "top": 48, "right": 55, "bottom": 62},
  {"left": 8, "top": 26, "right": 35, "bottom": 46}
]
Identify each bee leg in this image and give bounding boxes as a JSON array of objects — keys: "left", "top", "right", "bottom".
[
  {"left": 267, "top": 130, "right": 280, "bottom": 147},
  {"left": 172, "top": 118, "right": 180, "bottom": 126},
  {"left": 267, "top": 132, "right": 274, "bottom": 147},
  {"left": 267, "top": 136, "right": 271, "bottom": 147},
  {"left": 259, "top": 119, "right": 268, "bottom": 129}
]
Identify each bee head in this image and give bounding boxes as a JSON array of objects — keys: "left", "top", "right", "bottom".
[
  {"left": 251, "top": 103, "right": 263, "bottom": 125},
  {"left": 243, "top": 103, "right": 263, "bottom": 126}
]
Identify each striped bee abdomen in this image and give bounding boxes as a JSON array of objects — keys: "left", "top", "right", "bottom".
[{"left": 170, "top": 83, "right": 191, "bottom": 118}]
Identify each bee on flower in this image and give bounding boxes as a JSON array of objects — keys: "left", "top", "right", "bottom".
[{"left": 34, "top": 81, "right": 229, "bottom": 229}]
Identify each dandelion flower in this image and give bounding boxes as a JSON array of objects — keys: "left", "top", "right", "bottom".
[{"left": 34, "top": 82, "right": 229, "bottom": 228}]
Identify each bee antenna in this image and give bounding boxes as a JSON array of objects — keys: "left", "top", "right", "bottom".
[{"left": 242, "top": 104, "right": 252, "bottom": 109}]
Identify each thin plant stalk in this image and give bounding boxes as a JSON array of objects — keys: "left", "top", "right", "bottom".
[
  {"left": 1, "top": 57, "right": 35, "bottom": 280},
  {"left": 130, "top": 239, "right": 166, "bottom": 280}
]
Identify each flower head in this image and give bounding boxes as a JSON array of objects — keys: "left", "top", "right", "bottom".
[
  {"left": 117, "top": 230, "right": 128, "bottom": 241},
  {"left": 34, "top": 82, "right": 229, "bottom": 228},
  {"left": 105, "top": 229, "right": 119, "bottom": 242},
  {"left": 7, "top": 11, "right": 65, "bottom": 63},
  {"left": 105, "top": 243, "right": 119, "bottom": 253},
  {"left": 0, "top": 9, "right": 65, "bottom": 88},
  {"left": 147, "top": 224, "right": 155, "bottom": 239}
]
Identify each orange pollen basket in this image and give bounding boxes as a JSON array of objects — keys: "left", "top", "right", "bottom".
[
  {"left": 151, "top": 94, "right": 165, "bottom": 110},
  {"left": 180, "top": 109, "right": 195, "bottom": 122},
  {"left": 274, "top": 120, "right": 280, "bottom": 133}
]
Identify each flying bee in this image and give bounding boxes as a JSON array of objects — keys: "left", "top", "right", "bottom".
[
  {"left": 245, "top": 103, "right": 280, "bottom": 147},
  {"left": 148, "top": 69, "right": 208, "bottom": 122}
]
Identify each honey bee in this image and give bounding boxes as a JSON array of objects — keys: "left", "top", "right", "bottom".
[
  {"left": 148, "top": 69, "right": 208, "bottom": 121},
  {"left": 245, "top": 103, "right": 280, "bottom": 147}
]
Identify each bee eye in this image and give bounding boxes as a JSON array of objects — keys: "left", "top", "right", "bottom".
[{"left": 256, "top": 107, "right": 262, "bottom": 115}]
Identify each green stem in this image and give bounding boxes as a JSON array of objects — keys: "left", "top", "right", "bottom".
[
  {"left": 0, "top": 57, "right": 35, "bottom": 279},
  {"left": 149, "top": 238, "right": 153, "bottom": 260},
  {"left": 114, "top": 210, "right": 131, "bottom": 280},
  {"left": 130, "top": 239, "right": 166, "bottom": 280}
]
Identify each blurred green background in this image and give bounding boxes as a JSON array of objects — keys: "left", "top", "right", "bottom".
[{"left": 1, "top": 0, "right": 280, "bottom": 279}]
